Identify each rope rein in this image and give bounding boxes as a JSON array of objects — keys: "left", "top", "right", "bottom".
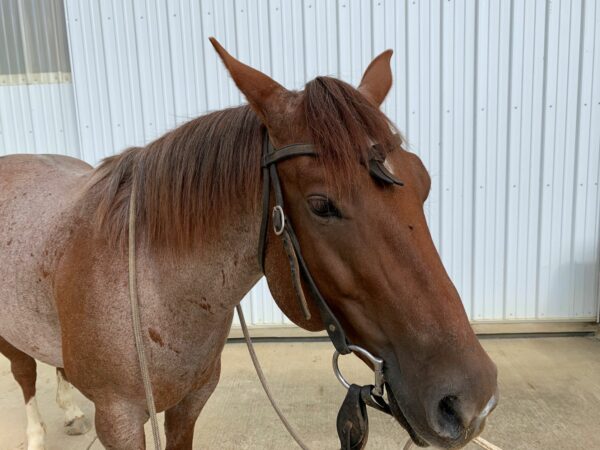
[
  {"left": 128, "top": 183, "right": 162, "bottom": 450},
  {"left": 236, "top": 304, "right": 310, "bottom": 450}
]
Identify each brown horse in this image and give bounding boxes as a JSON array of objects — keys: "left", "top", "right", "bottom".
[{"left": 0, "top": 38, "right": 497, "bottom": 449}]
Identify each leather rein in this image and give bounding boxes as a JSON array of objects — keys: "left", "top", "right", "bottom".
[{"left": 257, "top": 132, "right": 403, "bottom": 449}]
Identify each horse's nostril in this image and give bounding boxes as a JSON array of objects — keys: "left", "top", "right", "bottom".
[{"left": 436, "top": 395, "right": 463, "bottom": 439}]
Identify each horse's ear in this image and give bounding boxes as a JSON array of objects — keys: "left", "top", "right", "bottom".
[
  {"left": 209, "top": 37, "right": 289, "bottom": 124},
  {"left": 358, "top": 49, "right": 394, "bottom": 107}
]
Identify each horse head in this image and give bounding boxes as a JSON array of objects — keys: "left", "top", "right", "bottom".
[{"left": 211, "top": 38, "right": 498, "bottom": 449}]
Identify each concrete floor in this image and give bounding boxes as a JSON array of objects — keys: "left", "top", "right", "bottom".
[{"left": 1, "top": 336, "right": 599, "bottom": 449}]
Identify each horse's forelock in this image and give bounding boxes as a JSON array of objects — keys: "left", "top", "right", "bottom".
[{"left": 303, "top": 76, "right": 402, "bottom": 192}]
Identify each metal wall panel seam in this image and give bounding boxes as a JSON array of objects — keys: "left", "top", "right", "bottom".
[
  {"left": 501, "top": 0, "right": 515, "bottom": 320},
  {"left": 469, "top": 0, "right": 479, "bottom": 320},
  {"left": 569, "top": 0, "right": 587, "bottom": 318},
  {"left": 534, "top": 0, "right": 551, "bottom": 319}
]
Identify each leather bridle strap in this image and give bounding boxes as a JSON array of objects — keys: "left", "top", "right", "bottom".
[{"left": 257, "top": 134, "right": 351, "bottom": 355}]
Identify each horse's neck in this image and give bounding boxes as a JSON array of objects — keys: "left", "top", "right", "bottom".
[{"left": 137, "top": 209, "right": 264, "bottom": 313}]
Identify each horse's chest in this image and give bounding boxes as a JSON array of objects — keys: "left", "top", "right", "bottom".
[{"left": 144, "top": 308, "right": 234, "bottom": 407}]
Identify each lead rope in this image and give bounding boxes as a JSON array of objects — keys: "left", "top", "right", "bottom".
[
  {"left": 238, "top": 302, "right": 503, "bottom": 450},
  {"left": 128, "top": 182, "right": 162, "bottom": 450},
  {"left": 236, "top": 304, "right": 310, "bottom": 450}
]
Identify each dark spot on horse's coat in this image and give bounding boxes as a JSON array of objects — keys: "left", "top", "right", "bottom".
[
  {"left": 199, "top": 296, "right": 213, "bottom": 313},
  {"left": 184, "top": 296, "right": 214, "bottom": 314},
  {"left": 167, "top": 343, "right": 181, "bottom": 354},
  {"left": 408, "top": 225, "right": 414, "bottom": 230},
  {"left": 41, "top": 269, "right": 50, "bottom": 278},
  {"left": 6, "top": 239, "right": 11, "bottom": 246},
  {"left": 30, "top": 253, "right": 34, "bottom": 257},
  {"left": 148, "top": 328, "right": 164, "bottom": 346}
]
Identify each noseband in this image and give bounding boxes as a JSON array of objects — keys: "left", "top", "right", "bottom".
[{"left": 258, "top": 132, "right": 402, "bottom": 449}]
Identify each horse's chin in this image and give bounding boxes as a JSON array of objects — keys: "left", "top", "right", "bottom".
[{"left": 385, "top": 382, "right": 430, "bottom": 448}]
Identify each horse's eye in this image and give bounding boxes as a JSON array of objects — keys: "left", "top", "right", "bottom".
[{"left": 308, "top": 196, "right": 342, "bottom": 218}]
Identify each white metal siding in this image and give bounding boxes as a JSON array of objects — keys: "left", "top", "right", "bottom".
[
  {"left": 0, "top": 83, "right": 79, "bottom": 157},
  {"left": 2, "top": 0, "right": 599, "bottom": 324}
]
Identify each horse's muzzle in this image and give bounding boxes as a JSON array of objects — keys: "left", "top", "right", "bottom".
[
  {"left": 385, "top": 362, "right": 499, "bottom": 449},
  {"left": 424, "top": 388, "right": 499, "bottom": 448}
]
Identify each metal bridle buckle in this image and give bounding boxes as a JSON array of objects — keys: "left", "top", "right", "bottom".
[
  {"left": 332, "top": 345, "right": 385, "bottom": 397},
  {"left": 272, "top": 205, "right": 286, "bottom": 235}
]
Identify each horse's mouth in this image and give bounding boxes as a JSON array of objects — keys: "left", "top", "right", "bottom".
[{"left": 385, "top": 382, "right": 429, "bottom": 447}]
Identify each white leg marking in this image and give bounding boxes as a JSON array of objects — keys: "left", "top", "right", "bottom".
[
  {"left": 25, "top": 397, "right": 45, "bottom": 450},
  {"left": 56, "top": 370, "right": 91, "bottom": 435}
]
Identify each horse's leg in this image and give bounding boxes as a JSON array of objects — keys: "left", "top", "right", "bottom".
[
  {"left": 55, "top": 368, "right": 91, "bottom": 435},
  {"left": 94, "top": 396, "right": 148, "bottom": 449},
  {"left": 164, "top": 361, "right": 221, "bottom": 450},
  {"left": 0, "top": 336, "right": 45, "bottom": 450}
]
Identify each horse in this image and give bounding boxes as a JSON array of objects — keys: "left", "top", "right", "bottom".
[{"left": 0, "top": 38, "right": 498, "bottom": 449}]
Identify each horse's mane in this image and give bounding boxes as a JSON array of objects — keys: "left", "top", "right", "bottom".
[{"left": 85, "top": 76, "right": 399, "bottom": 253}]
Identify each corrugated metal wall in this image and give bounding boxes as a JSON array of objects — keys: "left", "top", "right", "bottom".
[
  {"left": 0, "top": 83, "right": 79, "bottom": 157},
  {"left": 0, "top": 0, "right": 80, "bottom": 157},
  {"left": 2, "top": 0, "right": 599, "bottom": 324}
]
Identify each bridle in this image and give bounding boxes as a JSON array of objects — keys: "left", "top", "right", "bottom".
[
  {"left": 257, "top": 131, "right": 403, "bottom": 449},
  {"left": 127, "top": 129, "right": 502, "bottom": 450}
]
